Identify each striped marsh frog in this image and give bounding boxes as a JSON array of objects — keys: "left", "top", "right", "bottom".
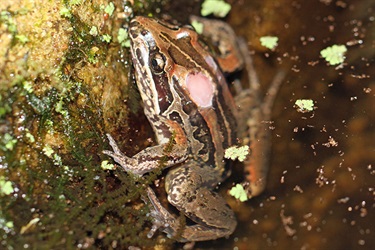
[{"left": 103, "top": 16, "right": 284, "bottom": 242}]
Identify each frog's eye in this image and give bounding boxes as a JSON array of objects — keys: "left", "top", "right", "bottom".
[{"left": 150, "top": 52, "right": 166, "bottom": 74}]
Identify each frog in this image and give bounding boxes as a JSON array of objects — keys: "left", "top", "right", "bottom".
[{"left": 103, "top": 15, "right": 284, "bottom": 242}]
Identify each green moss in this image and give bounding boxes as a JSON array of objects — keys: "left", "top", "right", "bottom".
[
  {"left": 101, "top": 34, "right": 112, "bottom": 43},
  {"left": 0, "top": 94, "right": 12, "bottom": 118},
  {"left": 89, "top": 26, "right": 98, "bottom": 36},
  {"left": 0, "top": 0, "right": 175, "bottom": 248},
  {"left": 60, "top": 7, "right": 72, "bottom": 18},
  {"left": 0, "top": 10, "right": 18, "bottom": 34},
  {"left": 69, "top": 0, "right": 82, "bottom": 5},
  {"left": 0, "top": 177, "right": 14, "bottom": 196},
  {"left": 1, "top": 133, "right": 17, "bottom": 151},
  {"left": 118, "top": 28, "right": 131, "bottom": 47},
  {"left": 101, "top": 160, "right": 115, "bottom": 170},
  {"left": 15, "top": 34, "right": 29, "bottom": 44},
  {"left": 0, "top": 81, "right": 157, "bottom": 248},
  {"left": 0, "top": 10, "right": 31, "bottom": 47},
  {"left": 104, "top": 2, "right": 115, "bottom": 16}
]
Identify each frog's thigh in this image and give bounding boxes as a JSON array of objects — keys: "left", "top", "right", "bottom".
[{"left": 165, "top": 165, "right": 237, "bottom": 235}]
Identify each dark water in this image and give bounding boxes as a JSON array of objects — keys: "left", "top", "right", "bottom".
[{"left": 193, "top": 0, "right": 375, "bottom": 249}]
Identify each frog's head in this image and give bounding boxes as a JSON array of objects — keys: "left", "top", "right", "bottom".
[{"left": 128, "top": 16, "right": 220, "bottom": 116}]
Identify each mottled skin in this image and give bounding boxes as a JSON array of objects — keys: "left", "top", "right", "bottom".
[{"left": 103, "top": 16, "right": 284, "bottom": 242}]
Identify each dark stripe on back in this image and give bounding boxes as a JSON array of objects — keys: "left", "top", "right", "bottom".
[{"left": 214, "top": 84, "right": 237, "bottom": 148}]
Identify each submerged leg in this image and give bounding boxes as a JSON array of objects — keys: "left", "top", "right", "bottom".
[
  {"left": 244, "top": 70, "right": 285, "bottom": 197},
  {"left": 235, "top": 39, "right": 286, "bottom": 198}
]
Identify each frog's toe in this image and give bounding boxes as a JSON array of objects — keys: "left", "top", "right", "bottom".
[
  {"left": 145, "top": 187, "right": 180, "bottom": 238},
  {"left": 147, "top": 209, "right": 175, "bottom": 239},
  {"left": 105, "top": 134, "right": 123, "bottom": 154},
  {"left": 147, "top": 222, "right": 161, "bottom": 239},
  {"left": 102, "top": 150, "right": 143, "bottom": 175}
]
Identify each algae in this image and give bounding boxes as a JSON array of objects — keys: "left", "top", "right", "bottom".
[{"left": 0, "top": 0, "right": 166, "bottom": 249}]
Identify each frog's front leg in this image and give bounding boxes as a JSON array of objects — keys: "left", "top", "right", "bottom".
[
  {"left": 103, "top": 119, "right": 189, "bottom": 176},
  {"left": 146, "top": 163, "right": 237, "bottom": 242}
]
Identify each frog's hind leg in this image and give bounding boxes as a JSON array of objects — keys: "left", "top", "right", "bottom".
[
  {"left": 235, "top": 38, "right": 286, "bottom": 198},
  {"left": 146, "top": 164, "right": 237, "bottom": 242}
]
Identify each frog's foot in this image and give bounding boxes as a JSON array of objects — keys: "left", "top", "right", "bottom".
[
  {"left": 145, "top": 186, "right": 236, "bottom": 242},
  {"left": 145, "top": 165, "right": 237, "bottom": 242},
  {"left": 103, "top": 134, "right": 145, "bottom": 175},
  {"left": 143, "top": 187, "right": 181, "bottom": 239},
  {"left": 103, "top": 133, "right": 189, "bottom": 175}
]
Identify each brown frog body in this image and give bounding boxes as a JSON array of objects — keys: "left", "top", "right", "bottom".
[{"left": 103, "top": 16, "right": 284, "bottom": 242}]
